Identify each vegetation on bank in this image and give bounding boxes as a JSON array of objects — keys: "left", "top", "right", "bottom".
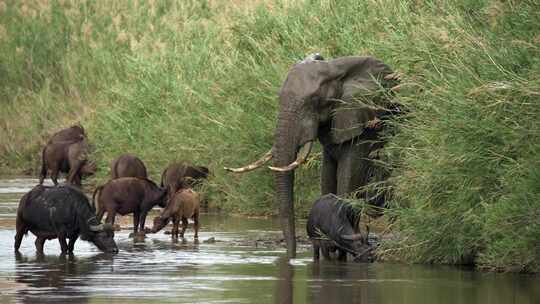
[{"left": 1, "top": 0, "right": 539, "bottom": 272}]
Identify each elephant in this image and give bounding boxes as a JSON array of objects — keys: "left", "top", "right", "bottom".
[
  {"left": 110, "top": 154, "right": 148, "bottom": 179},
  {"left": 225, "top": 54, "right": 402, "bottom": 258},
  {"left": 39, "top": 138, "right": 96, "bottom": 186}
]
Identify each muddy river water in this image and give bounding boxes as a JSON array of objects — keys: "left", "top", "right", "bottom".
[{"left": 0, "top": 178, "right": 539, "bottom": 304}]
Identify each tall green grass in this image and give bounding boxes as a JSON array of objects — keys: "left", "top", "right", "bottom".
[{"left": 0, "top": 0, "right": 539, "bottom": 271}]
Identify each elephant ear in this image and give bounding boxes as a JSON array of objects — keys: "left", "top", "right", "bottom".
[{"left": 328, "top": 57, "right": 395, "bottom": 144}]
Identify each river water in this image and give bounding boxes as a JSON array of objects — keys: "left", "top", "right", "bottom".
[{"left": 0, "top": 177, "right": 538, "bottom": 304}]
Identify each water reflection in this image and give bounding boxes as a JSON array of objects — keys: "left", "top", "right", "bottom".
[
  {"left": 14, "top": 253, "right": 112, "bottom": 304},
  {"left": 274, "top": 257, "right": 293, "bottom": 304},
  {"left": 2, "top": 177, "right": 540, "bottom": 304},
  {"left": 308, "top": 262, "right": 375, "bottom": 304}
]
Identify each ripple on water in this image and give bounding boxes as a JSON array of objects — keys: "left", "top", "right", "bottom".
[
  {"left": 0, "top": 178, "right": 59, "bottom": 194},
  {"left": 2, "top": 177, "right": 540, "bottom": 304}
]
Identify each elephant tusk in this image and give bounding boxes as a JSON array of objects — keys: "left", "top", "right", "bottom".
[
  {"left": 268, "top": 141, "right": 313, "bottom": 172},
  {"left": 224, "top": 149, "right": 273, "bottom": 173}
]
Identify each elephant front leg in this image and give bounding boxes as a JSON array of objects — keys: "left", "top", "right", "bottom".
[
  {"left": 321, "top": 148, "right": 337, "bottom": 195},
  {"left": 336, "top": 140, "right": 372, "bottom": 196}
]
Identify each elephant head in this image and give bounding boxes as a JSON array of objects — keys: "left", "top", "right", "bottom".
[{"left": 226, "top": 55, "right": 400, "bottom": 258}]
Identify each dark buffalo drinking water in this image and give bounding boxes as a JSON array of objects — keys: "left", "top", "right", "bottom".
[{"left": 0, "top": 178, "right": 539, "bottom": 304}]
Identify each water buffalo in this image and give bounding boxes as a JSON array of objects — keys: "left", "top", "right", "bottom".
[
  {"left": 110, "top": 154, "right": 148, "bottom": 179},
  {"left": 39, "top": 138, "right": 96, "bottom": 186},
  {"left": 160, "top": 162, "right": 210, "bottom": 195},
  {"left": 93, "top": 177, "right": 168, "bottom": 235},
  {"left": 14, "top": 185, "right": 118, "bottom": 254},
  {"left": 306, "top": 194, "right": 372, "bottom": 262},
  {"left": 48, "top": 124, "right": 85, "bottom": 144},
  {"left": 150, "top": 188, "right": 200, "bottom": 239}
]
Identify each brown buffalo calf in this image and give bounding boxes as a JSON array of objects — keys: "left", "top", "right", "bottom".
[
  {"left": 110, "top": 154, "right": 148, "bottom": 179},
  {"left": 93, "top": 177, "right": 167, "bottom": 235},
  {"left": 150, "top": 188, "right": 200, "bottom": 239}
]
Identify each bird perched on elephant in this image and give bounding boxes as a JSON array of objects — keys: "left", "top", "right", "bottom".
[
  {"left": 110, "top": 154, "right": 148, "bottom": 179},
  {"left": 226, "top": 54, "right": 402, "bottom": 257},
  {"left": 39, "top": 137, "right": 96, "bottom": 186},
  {"left": 160, "top": 162, "right": 210, "bottom": 195}
]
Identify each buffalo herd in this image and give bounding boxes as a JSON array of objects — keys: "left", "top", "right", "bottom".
[
  {"left": 17, "top": 125, "right": 372, "bottom": 262},
  {"left": 16, "top": 125, "right": 210, "bottom": 255}
]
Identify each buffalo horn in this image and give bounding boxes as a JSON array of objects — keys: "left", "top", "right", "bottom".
[{"left": 89, "top": 223, "right": 104, "bottom": 232}]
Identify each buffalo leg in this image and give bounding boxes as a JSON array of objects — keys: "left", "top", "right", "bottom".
[
  {"left": 312, "top": 241, "right": 320, "bottom": 261},
  {"left": 172, "top": 218, "right": 180, "bottom": 238},
  {"left": 67, "top": 162, "right": 82, "bottom": 185},
  {"left": 193, "top": 213, "right": 199, "bottom": 239},
  {"left": 39, "top": 171, "right": 46, "bottom": 185},
  {"left": 321, "top": 244, "right": 332, "bottom": 260},
  {"left": 180, "top": 217, "right": 189, "bottom": 238},
  {"left": 71, "top": 173, "right": 82, "bottom": 187},
  {"left": 68, "top": 236, "right": 78, "bottom": 253},
  {"left": 58, "top": 235, "right": 69, "bottom": 253},
  {"left": 14, "top": 220, "right": 27, "bottom": 252},
  {"left": 35, "top": 237, "right": 46, "bottom": 253},
  {"left": 133, "top": 211, "right": 140, "bottom": 234},
  {"left": 14, "top": 232, "right": 24, "bottom": 252},
  {"left": 139, "top": 212, "right": 148, "bottom": 234},
  {"left": 337, "top": 249, "right": 348, "bottom": 262},
  {"left": 51, "top": 168, "right": 59, "bottom": 185}
]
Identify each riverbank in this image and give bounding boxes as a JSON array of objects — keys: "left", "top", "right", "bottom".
[{"left": 1, "top": 1, "right": 539, "bottom": 272}]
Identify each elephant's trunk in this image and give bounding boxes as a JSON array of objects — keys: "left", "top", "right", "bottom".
[{"left": 273, "top": 110, "right": 298, "bottom": 258}]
